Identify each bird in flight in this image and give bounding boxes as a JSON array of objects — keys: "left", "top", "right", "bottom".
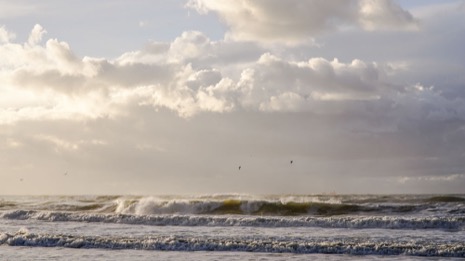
[
  {"left": 290, "top": 160, "right": 293, "bottom": 164},
  {"left": 238, "top": 166, "right": 241, "bottom": 170}
]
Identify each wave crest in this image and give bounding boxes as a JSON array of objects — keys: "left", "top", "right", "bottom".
[
  {"left": 2, "top": 194, "right": 465, "bottom": 216},
  {"left": 1, "top": 230, "right": 464, "bottom": 257},
  {"left": 2, "top": 210, "right": 464, "bottom": 230},
  {"left": 113, "top": 197, "right": 424, "bottom": 216}
]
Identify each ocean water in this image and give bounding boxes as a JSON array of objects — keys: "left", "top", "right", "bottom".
[{"left": 1, "top": 194, "right": 464, "bottom": 260}]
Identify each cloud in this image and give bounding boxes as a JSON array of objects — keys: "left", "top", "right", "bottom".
[
  {"left": 186, "top": 0, "right": 417, "bottom": 44},
  {"left": 115, "top": 51, "right": 401, "bottom": 118},
  {"left": 358, "top": 0, "right": 417, "bottom": 31},
  {"left": 1, "top": 2, "right": 465, "bottom": 194},
  {"left": 0, "top": 25, "right": 15, "bottom": 43},
  {"left": 27, "top": 24, "right": 46, "bottom": 46},
  {"left": 1, "top": 22, "right": 464, "bottom": 154},
  {"left": 118, "top": 31, "right": 263, "bottom": 68},
  {"left": 0, "top": 27, "right": 99, "bottom": 81},
  {"left": 2, "top": 24, "right": 465, "bottom": 125},
  {"left": 0, "top": 27, "right": 248, "bottom": 121}
]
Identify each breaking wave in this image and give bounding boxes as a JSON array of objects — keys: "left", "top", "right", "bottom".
[
  {"left": 112, "top": 195, "right": 465, "bottom": 216},
  {"left": 1, "top": 210, "right": 464, "bottom": 230},
  {"left": 2, "top": 194, "right": 465, "bottom": 217},
  {"left": 1, "top": 230, "right": 464, "bottom": 257},
  {"left": 2, "top": 195, "right": 465, "bottom": 258}
]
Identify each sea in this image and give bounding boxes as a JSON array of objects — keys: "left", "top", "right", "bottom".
[{"left": 0, "top": 194, "right": 464, "bottom": 260}]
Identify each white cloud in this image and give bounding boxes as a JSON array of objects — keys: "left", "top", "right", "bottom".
[
  {"left": 244, "top": 53, "right": 388, "bottom": 111},
  {"left": 358, "top": 0, "right": 418, "bottom": 31},
  {"left": 168, "top": 31, "right": 211, "bottom": 62},
  {"left": 186, "top": 0, "right": 417, "bottom": 44},
  {"left": 3, "top": 24, "right": 464, "bottom": 124},
  {"left": 1, "top": 2, "right": 465, "bottom": 195},
  {"left": 0, "top": 27, "right": 100, "bottom": 81},
  {"left": 0, "top": 25, "right": 15, "bottom": 43},
  {"left": 259, "top": 92, "right": 305, "bottom": 112},
  {"left": 27, "top": 24, "right": 46, "bottom": 46}
]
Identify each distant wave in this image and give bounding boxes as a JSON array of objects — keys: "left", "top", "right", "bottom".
[
  {"left": 117, "top": 198, "right": 381, "bottom": 216},
  {"left": 0, "top": 201, "right": 16, "bottom": 209},
  {"left": 1, "top": 230, "right": 464, "bottom": 257},
  {"left": 112, "top": 195, "right": 465, "bottom": 216},
  {"left": 1, "top": 210, "right": 464, "bottom": 230},
  {"left": 426, "top": 196, "right": 465, "bottom": 203},
  {"left": 2, "top": 194, "right": 465, "bottom": 216}
]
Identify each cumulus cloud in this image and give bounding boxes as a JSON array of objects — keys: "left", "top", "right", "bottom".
[
  {"left": 186, "top": 0, "right": 417, "bottom": 44},
  {"left": 0, "top": 27, "right": 99, "bottom": 80},
  {"left": 1, "top": 26, "right": 239, "bottom": 121},
  {"left": 358, "top": 0, "right": 417, "bottom": 31},
  {"left": 0, "top": 23, "right": 463, "bottom": 152},
  {"left": 0, "top": 3, "right": 464, "bottom": 194},
  {"left": 2, "top": 24, "right": 464, "bottom": 125},
  {"left": 27, "top": 24, "right": 46, "bottom": 46},
  {"left": 0, "top": 25, "right": 15, "bottom": 43},
  {"left": 117, "top": 31, "right": 263, "bottom": 68}
]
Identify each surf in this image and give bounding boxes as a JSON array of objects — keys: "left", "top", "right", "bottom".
[{"left": 2, "top": 230, "right": 464, "bottom": 257}]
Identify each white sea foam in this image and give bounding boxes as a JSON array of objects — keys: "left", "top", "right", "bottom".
[
  {"left": 134, "top": 197, "right": 223, "bottom": 215},
  {"left": 2, "top": 195, "right": 465, "bottom": 259},
  {"left": 1, "top": 210, "right": 464, "bottom": 230},
  {"left": 1, "top": 230, "right": 464, "bottom": 257}
]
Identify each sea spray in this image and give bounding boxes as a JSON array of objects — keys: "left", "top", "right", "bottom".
[{"left": 2, "top": 194, "right": 465, "bottom": 258}]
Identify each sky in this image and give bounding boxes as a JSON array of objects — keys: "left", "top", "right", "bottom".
[{"left": 1, "top": 0, "right": 465, "bottom": 195}]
